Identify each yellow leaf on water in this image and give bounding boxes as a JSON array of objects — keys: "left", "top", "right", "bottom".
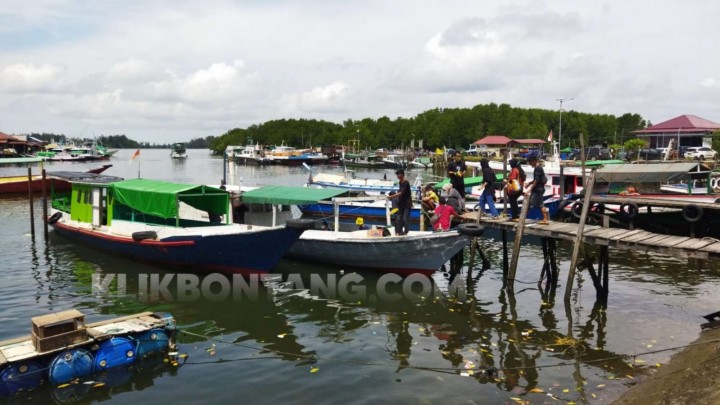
[
  {"left": 529, "top": 388, "right": 545, "bottom": 393},
  {"left": 634, "top": 359, "right": 645, "bottom": 364},
  {"left": 93, "top": 382, "right": 105, "bottom": 388},
  {"left": 591, "top": 393, "right": 597, "bottom": 399},
  {"left": 597, "top": 384, "right": 606, "bottom": 388},
  {"left": 57, "top": 384, "right": 70, "bottom": 389},
  {"left": 646, "top": 344, "right": 653, "bottom": 348},
  {"left": 656, "top": 363, "right": 662, "bottom": 368},
  {"left": 567, "top": 402, "right": 576, "bottom": 405},
  {"left": 179, "top": 353, "right": 189, "bottom": 358},
  {"left": 562, "top": 389, "right": 570, "bottom": 393},
  {"left": 310, "top": 367, "right": 320, "bottom": 373},
  {"left": 626, "top": 374, "right": 634, "bottom": 379}
]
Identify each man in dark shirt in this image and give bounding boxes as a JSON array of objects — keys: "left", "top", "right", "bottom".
[
  {"left": 524, "top": 156, "right": 549, "bottom": 225},
  {"left": 388, "top": 169, "right": 412, "bottom": 235},
  {"left": 447, "top": 152, "right": 467, "bottom": 198}
]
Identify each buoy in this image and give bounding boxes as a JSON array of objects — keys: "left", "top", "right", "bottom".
[
  {"left": 135, "top": 329, "right": 170, "bottom": 359},
  {"left": 94, "top": 337, "right": 136, "bottom": 371},
  {"left": 0, "top": 362, "right": 44, "bottom": 397},
  {"left": 48, "top": 348, "right": 94, "bottom": 386}
]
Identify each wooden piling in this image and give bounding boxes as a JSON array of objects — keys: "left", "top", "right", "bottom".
[
  {"left": 41, "top": 169, "right": 48, "bottom": 239},
  {"left": 502, "top": 229, "right": 509, "bottom": 282},
  {"left": 564, "top": 169, "right": 596, "bottom": 302},
  {"left": 27, "top": 168, "right": 35, "bottom": 237},
  {"left": 507, "top": 195, "right": 531, "bottom": 289},
  {"left": 502, "top": 149, "right": 508, "bottom": 217}
]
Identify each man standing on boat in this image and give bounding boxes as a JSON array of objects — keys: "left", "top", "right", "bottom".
[
  {"left": 388, "top": 169, "right": 412, "bottom": 235},
  {"left": 447, "top": 152, "right": 467, "bottom": 198},
  {"left": 524, "top": 156, "right": 550, "bottom": 225}
]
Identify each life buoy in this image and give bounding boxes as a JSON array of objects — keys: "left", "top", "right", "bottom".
[
  {"left": 571, "top": 202, "right": 583, "bottom": 219},
  {"left": 682, "top": 204, "right": 703, "bottom": 223},
  {"left": 620, "top": 202, "right": 639, "bottom": 219},
  {"left": 47, "top": 212, "right": 63, "bottom": 225},
  {"left": 458, "top": 223, "right": 484, "bottom": 236},
  {"left": 132, "top": 231, "right": 158, "bottom": 241}
]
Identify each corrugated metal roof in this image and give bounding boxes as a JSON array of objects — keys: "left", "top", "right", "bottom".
[
  {"left": 472, "top": 136, "right": 516, "bottom": 145},
  {"left": 595, "top": 163, "right": 708, "bottom": 183}
]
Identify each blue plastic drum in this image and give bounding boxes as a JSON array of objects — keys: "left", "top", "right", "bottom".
[
  {"left": 0, "top": 362, "right": 43, "bottom": 397},
  {"left": 48, "top": 348, "right": 94, "bottom": 386},
  {"left": 94, "top": 337, "right": 136, "bottom": 371},
  {"left": 135, "top": 329, "right": 169, "bottom": 359}
]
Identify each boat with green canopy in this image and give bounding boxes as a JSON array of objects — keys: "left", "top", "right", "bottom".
[{"left": 47, "top": 176, "right": 313, "bottom": 274}]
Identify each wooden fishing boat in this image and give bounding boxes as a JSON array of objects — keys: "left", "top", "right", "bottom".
[
  {"left": 47, "top": 174, "right": 313, "bottom": 274},
  {"left": 170, "top": 143, "right": 188, "bottom": 159},
  {"left": 0, "top": 164, "right": 112, "bottom": 195}
]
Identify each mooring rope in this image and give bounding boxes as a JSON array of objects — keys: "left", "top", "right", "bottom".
[{"left": 176, "top": 328, "right": 720, "bottom": 375}]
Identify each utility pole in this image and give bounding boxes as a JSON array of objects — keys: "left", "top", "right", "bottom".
[{"left": 556, "top": 97, "right": 574, "bottom": 150}]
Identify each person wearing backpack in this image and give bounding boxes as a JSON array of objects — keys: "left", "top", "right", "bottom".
[
  {"left": 503, "top": 158, "right": 524, "bottom": 221},
  {"left": 479, "top": 158, "right": 499, "bottom": 218},
  {"left": 524, "top": 156, "right": 549, "bottom": 225}
]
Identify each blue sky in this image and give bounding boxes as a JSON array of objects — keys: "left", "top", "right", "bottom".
[{"left": 1, "top": 0, "right": 718, "bottom": 142}]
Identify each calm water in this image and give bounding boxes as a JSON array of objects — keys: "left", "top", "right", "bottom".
[{"left": 1, "top": 149, "right": 719, "bottom": 404}]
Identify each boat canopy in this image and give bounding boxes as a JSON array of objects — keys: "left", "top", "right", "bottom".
[
  {"left": 434, "top": 174, "right": 504, "bottom": 190},
  {"left": 241, "top": 185, "right": 347, "bottom": 205},
  {"left": 110, "top": 179, "right": 227, "bottom": 218},
  {"left": 595, "top": 163, "right": 710, "bottom": 183}
]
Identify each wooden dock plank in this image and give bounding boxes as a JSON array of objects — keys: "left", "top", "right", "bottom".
[
  {"left": 605, "top": 229, "right": 645, "bottom": 242},
  {"left": 618, "top": 231, "right": 657, "bottom": 243},
  {"left": 700, "top": 242, "right": 720, "bottom": 255},
  {"left": 637, "top": 234, "right": 686, "bottom": 247},
  {"left": 674, "top": 239, "right": 717, "bottom": 251},
  {"left": 86, "top": 311, "right": 155, "bottom": 328}
]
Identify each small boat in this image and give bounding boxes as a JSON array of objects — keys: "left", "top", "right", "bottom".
[
  {"left": 409, "top": 157, "right": 434, "bottom": 168},
  {"left": 382, "top": 154, "right": 408, "bottom": 169},
  {"left": 306, "top": 168, "right": 422, "bottom": 196},
  {"left": 238, "top": 185, "right": 475, "bottom": 275},
  {"left": 0, "top": 164, "right": 113, "bottom": 195},
  {"left": 47, "top": 174, "right": 314, "bottom": 274},
  {"left": 230, "top": 143, "right": 271, "bottom": 165},
  {"left": 343, "top": 153, "right": 385, "bottom": 168},
  {"left": 288, "top": 229, "right": 471, "bottom": 275},
  {"left": 170, "top": 143, "right": 188, "bottom": 159}
]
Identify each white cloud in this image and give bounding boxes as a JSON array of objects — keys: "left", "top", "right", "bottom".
[
  {"left": 700, "top": 77, "right": 719, "bottom": 89},
  {"left": 0, "top": 63, "right": 66, "bottom": 93}
]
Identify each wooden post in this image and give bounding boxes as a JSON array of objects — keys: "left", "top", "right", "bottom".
[
  {"left": 27, "top": 168, "right": 35, "bottom": 237},
  {"left": 41, "top": 169, "right": 48, "bottom": 239},
  {"left": 579, "top": 133, "right": 587, "bottom": 188},
  {"left": 564, "top": 169, "right": 596, "bottom": 302},
  {"left": 507, "top": 195, "right": 531, "bottom": 290},
  {"left": 502, "top": 149, "right": 508, "bottom": 217},
  {"left": 502, "top": 229, "right": 509, "bottom": 283}
]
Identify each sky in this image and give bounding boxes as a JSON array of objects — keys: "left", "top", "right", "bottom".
[{"left": 1, "top": 0, "right": 718, "bottom": 143}]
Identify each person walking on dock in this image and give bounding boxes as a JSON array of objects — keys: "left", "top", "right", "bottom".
[
  {"left": 504, "top": 158, "right": 523, "bottom": 221},
  {"left": 388, "top": 169, "right": 412, "bottom": 235},
  {"left": 479, "top": 158, "right": 499, "bottom": 218},
  {"left": 447, "top": 152, "right": 467, "bottom": 198},
  {"left": 525, "top": 156, "right": 549, "bottom": 225}
]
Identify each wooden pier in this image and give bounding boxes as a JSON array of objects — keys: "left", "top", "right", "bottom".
[{"left": 460, "top": 215, "right": 720, "bottom": 260}]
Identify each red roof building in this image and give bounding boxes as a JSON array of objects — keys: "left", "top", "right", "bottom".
[
  {"left": 472, "top": 135, "right": 516, "bottom": 146},
  {"left": 633, "top": 114, "right": 720, "bottom": 148}
]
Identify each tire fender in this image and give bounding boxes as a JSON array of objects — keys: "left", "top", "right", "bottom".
[
  {"left": 682, "top": 204, "right": 703, "bottom": 223},
  {"left": 132, "top": 231, "right": 158, "bottom": 242},
  {"left": 286, "top": 218, "right": 316, "bottom": 230},
  {"left": 47, "top": 211, "right": 63, "bottom": 225},
  {"left": 458, "top": 223, "right": 484, "bottom": 236},
  {"left": 571, "top": 202, "right": 583, "bottom": 219},
  {"left": 620, "top": 202, "right": 639, "bottom": 219}
]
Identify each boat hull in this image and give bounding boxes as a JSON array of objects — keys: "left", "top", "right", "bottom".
[
  {"left": 51, "top": 220, "right": 305, "bottom": 274},
  {"left": 288, "top": 231, "right": 470, "bottom": 275},
  {"left": 0, "top": 165, "right": 112, "bottom": 195}
]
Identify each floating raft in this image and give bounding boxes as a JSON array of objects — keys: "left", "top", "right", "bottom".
[{"left": 0, "top": 311, "right": 176, "bottom": 397}]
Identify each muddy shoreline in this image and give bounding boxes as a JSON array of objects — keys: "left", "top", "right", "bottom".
[{"left": 613, "top": 326, "right": 720, "bottom": 404}]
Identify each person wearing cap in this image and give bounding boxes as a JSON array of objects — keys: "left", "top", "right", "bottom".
[
  {"left": 388, "top": 169, "right": 412, "bottom": 235},
  {"left": 355, "top": 217, "right": 367, "bottom": 230},
  {"left": 524, "top": 156, "right": 549, "bottom": 225}
]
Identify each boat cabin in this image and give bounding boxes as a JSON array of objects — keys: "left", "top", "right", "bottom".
[{"left": 593, "top": 162, "right": 715, "bottom": 195}]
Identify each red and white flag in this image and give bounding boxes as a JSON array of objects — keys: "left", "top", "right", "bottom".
[
  {"left": 547, "top": 130, "right": 553, "bottom": 142},
  {"left": 130, "top": 149, "right": 140, "bottom": 163}
]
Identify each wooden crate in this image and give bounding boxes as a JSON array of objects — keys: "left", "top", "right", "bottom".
[{"left": 30, "top": 310, "right": 88, "bottom": 353}]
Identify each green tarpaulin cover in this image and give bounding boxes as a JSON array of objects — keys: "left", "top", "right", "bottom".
[
  {"left": 110, "top": 178, "right": 227, "bottom": 218},
  {"left": 434, "top": 174, "right": 504, "bottom": 190},
  {"left": 241, "top": 185, "right": 348, "bottom": 205}
]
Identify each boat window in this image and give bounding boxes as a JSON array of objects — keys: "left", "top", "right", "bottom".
[
  {"left": 552, "top": 177, "right": 560, "bottom": 186},
  {"left": 76, "top": 190, "right": 83, "bottom": 203},
  {"left": 85, "top": 190, "right": 91, "bottom": 204}
]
